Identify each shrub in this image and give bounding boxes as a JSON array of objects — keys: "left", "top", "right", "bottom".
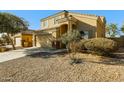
[
  {"left": 67, "top": 40, "right": 82, "bottom": 52},
  {"left": 84, "top": 38, "right": 118, "bottom": 56},
  {"left": 67, "top": 39, "right": 88, "bottom": 53},
  {"left": 60, "top": 30, "right": 82, "bottom": 45},
  {"left": 60, "top": 30, "right": 84, "bottom": 64},
  {"left": 66, "top": 38, "right": 118, "bottom": 56}
]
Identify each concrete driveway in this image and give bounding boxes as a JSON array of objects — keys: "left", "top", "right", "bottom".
[
  {"left": 0, "top": 47, "right": 45, "bottom": 63},
  {"left": 0, "top": 47, "right": 66, "bottom": 63}
]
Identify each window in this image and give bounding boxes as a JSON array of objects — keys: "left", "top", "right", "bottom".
[
  {"left": 54, "top": 17, "right": 57, "bottom": 24},
  {"left": 45, "top": 20, "right": 48, "bottom": 27},
  {"left": 42, "top": 20, "right": 48, "bottom": 27},
  {"left": 83, "top": 31, "right": 89, "bottom": 39},
  {"left": 53, "top": 18, "right": 56, "bottom": 24},
  {"left": 54, "top": 16, "right": 62, "bottom": 24},
  {"left": 42, "top": 22, "right": 45, "bottom": 27}
]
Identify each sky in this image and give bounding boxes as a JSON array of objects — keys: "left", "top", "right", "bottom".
[{"left": 0, "top": 10, "right": 124, "bottom": 30}]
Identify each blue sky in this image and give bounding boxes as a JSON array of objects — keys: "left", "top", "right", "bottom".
[{"left": 0, "top": 10, "right": 124, "bottom": 30}]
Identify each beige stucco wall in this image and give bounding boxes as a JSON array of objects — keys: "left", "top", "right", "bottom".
[
  {"left": 96, "top": 17, "right": 105, "bottom": 37},
  {"left": 35, "top": 36, "right": 41, "bottom": 47},
  {"left": 69, "top": 12, "right": 97, "bottom": 26},
  {"left": 69, "top": 12, "right": 97, "bottom": 38},
  {"left": 70, "top": 12, "right": 106, "bottom": 38},
  {"left": 35, "top": 35, "right": 52, "bottom": 48},
  {"left": 52, "top": 31, "right": 57, "bottom": 38}
]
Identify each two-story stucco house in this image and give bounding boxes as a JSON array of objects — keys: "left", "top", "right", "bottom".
[{"left": 34, "top": 10, "right": 106, "bottom": 48}]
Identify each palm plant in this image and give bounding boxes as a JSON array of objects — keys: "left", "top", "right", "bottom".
[
  {"left": 0, "top": 12, "right": 29, "bottom": 49},
  {"left": 121, "top": 23, "right": 124, "bottom": 33},
  {"left": 106, "top": 23, "right": 118, "bottom": 37}
]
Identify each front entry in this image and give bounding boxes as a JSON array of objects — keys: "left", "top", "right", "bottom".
[
  {"left": 52, "top": 24, "right": 68, "bottom": 49},
  {"left": 60, "top": 24, "right": 68, "bottom": 48}
]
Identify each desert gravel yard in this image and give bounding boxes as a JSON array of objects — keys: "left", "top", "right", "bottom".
[{"left": 0, "top": 50, "right": 124, "bottom": 82}]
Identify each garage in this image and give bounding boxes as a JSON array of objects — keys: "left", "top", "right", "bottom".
[
  {"left": 15, "top": 37, "right": 21, "bottom": 46},
  {"left": 14, "top": 31, "right": 34, "bottom": 47}
]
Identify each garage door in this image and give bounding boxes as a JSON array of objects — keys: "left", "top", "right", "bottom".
[{"left": 15, "top": 38, "right": 21, "bottom": 46}]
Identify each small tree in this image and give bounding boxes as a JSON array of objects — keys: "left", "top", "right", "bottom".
[
  {"left": 61, "top": 30, "right": 81, "bottom": 43},
  {"left": 121, "top": 23, "right": 124, "bottom": 33},
  {"left": 106, "top": 23, "right": 118, "bottom": 37},
  {"left": 0, "top": 12, "right": 28, "bottom": 50},
  {"left": 60, "top": 30, "right": 84, "bottom": 64}
]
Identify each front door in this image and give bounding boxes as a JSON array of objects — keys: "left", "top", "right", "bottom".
[{"left": 60, "top": 24, "right": 68, "bottom": 48}]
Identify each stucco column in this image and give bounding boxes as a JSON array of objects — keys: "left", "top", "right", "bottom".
[
  {"left": 32, "top": 34, "right": 36, "bottom": 47},
  {"left": 68, "top": 20, "right": 73, "bottom": 32}
]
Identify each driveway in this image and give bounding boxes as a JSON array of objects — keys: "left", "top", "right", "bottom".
[
  {"left": 0, "top": 47, "right": 44, "bottom": 62},
  {"left": 0, "top": 47, "right": 66, "bottom": 63}
]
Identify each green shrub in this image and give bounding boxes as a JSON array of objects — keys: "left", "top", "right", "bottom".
[
  {"left": 84, "top": 38, "right": 118, "bottom": 56},
  {"left": 60, "top": 30, "right": 82, "bottom": 45}
]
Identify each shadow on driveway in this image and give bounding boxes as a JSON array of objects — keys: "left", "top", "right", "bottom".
[{"left": 25, "top": 47, "right": 67, "bottom": 59}]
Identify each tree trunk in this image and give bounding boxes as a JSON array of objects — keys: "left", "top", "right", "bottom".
[{"left": 7, "top": 33, "right": 16, "bottom": 50}]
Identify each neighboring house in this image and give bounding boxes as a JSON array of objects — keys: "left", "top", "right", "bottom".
[
  {"left": 13, "top": 31, "right": 33, "bottom": 47},
  {"left": 34, "top": 10, "right": 106, "bottom": 48}
]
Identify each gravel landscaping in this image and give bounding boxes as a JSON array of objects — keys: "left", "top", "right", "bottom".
[{"left": 0, "top": 50, "right": 124, "bottom": 82}]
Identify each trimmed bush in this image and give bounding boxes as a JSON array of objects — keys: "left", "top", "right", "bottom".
[
  {"left": 66, "top": 38, "right": 118, "bottom": 56},
  {"left": 84, "top": 38, "right": 118, "bottom": 56}
]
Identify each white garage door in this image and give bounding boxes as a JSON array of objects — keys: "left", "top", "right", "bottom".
[{"left": 15, "top": 38, "right": 21, "bottom": 46}]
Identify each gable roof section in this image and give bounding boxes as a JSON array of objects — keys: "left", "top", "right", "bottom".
[
  {"left": 69, "top": 11, "right": 98, "bottom": 18},
  {"left": 40, "top": 10, "right": 68, "bottom": 21},
  {"left": 69, "top": 11, "right": 106, "bottom": 24},
  {"left": 40, "top": 10, "right": 106, "bottom": 23}
]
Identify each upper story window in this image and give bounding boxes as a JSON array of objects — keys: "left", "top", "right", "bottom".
[
  {"left": 42, "top": 20, "right": 48, "bottom": 28},
  {"left": 54, "top": 16, "right": 62, "bottom": 24},
  {"left": 54, "top": 17, "right": 58, "bottom": 24}
]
